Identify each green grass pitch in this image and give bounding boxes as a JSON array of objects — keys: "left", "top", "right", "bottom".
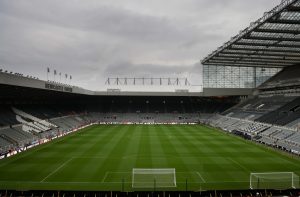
[{"left": 0, "top": 124, "right": 299, "bottom": 191}]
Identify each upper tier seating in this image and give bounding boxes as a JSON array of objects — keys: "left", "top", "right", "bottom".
[
  {"left": 0, "top": 107, "right": 18, "bottom": 127},
  {"left": 259, "top": 66, "right": 300, "bottom": 90},
  {"left": 256, "top": 97, "right": 300, "bottom": 126},
  {"left": 223, "top": 95, "right": 297, "bottom": 122}
]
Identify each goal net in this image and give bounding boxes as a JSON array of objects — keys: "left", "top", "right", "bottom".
[
  {"left": 132, "top": 168, "right": 176, "bottom": 188},
  {"left": 250, "top": 172, "right": 299, "bottom": 189}
]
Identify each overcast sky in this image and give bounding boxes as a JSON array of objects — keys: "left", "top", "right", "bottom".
[{"left": 0, "top": 0, "right": 281, "bottom": 90}]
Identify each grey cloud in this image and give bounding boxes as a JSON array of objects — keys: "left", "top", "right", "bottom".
[
  {"left": 104, "top": 61, "right": 200, "bottom": 76},
  {"left": 0, "top": 0, "right": 282, "bottom": 90},
  {"left": 0, "top": 1, "right": 189, "bottom": 43}
]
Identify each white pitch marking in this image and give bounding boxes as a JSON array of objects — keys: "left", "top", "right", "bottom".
[
  {"left": 227, "top": 157, "right": 249, "bottom": 172},
  {"left": 41, "top": 158, "right": 73, "bottom": 182},
  {"left": 196, "top": 171, "right": 206, "bottom": 183},
  {"left": 102, "top": 171, "right": 109, "bottom": 182},
  {"left": 0, "top": 180, "right": 250, "bottom": 184}
]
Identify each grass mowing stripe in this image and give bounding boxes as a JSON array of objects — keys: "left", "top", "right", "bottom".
[
  {"left": 0, "top": 125, "right": 299, "bottom": 191},
  {"left": 0, "top": 125, "right": 97, "bottom": 168},
  {"left": 159, "top": 125, "right": 196, "bottom": 168},
  {"left": 158, "top": 125, "right": 204, "bottom": 189},
  {"left": 88, "top": 125, "right": 132, "bottom": 182},
  {"left": 150, "top": 125, "right": 169, "bottom": 167},
  {"left": 168, "top": 125, "right": 221, "bottom": 184},
  {"left": 171, "top": 126, "right": 249, "bottom": 184},
  {"left": 104, "top": 125, "right": 138, "bottom": 184},
  {"left": 38, "top": 125, "right": 122, "bottom": 182},
  {"left": 77, "top": 125, "right": 124, "bottom": 158},
  {"left": 136, "top": 125, "right": 152, "bottom": 168}
]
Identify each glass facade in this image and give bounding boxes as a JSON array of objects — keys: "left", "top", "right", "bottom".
[
  {"left": 201, "top": 0, "right": 300, "bottom": 88},
  {"left": 203, "top": 65, "right": 281, "bottom": 88}
]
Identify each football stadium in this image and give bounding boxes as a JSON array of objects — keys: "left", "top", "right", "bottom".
[{"left": 1, "top": 0, "right": 300, "bottom": 196}]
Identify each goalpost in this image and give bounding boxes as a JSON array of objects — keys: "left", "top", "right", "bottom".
[
  {"left": 250, "top": 172, "right": 299, "bottom": 190},
  {"left": 132, "top": 168, "right": 176, "bottom": 188}
]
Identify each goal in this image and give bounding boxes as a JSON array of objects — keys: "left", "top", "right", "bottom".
[
  {"left": 250, "top": 172, "right": 299, "bottom": 189},
  {"left": 132, "top": 168, "right": 176, "bottom": 188}
]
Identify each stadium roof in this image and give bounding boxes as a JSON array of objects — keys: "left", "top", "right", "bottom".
[{"left": 202, "top": 0, "right": 300, "bottom": 68}]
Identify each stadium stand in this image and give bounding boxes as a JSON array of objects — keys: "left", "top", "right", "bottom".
[
  {"left": 0, "top": 95, "right": 238, "bottom": 156},
  {"left": 223, "top": 95, "right": 297, "bottom": 120},
  {"left": 0, "top": 106, "right": 18, "bottom": 126},
  {"left": 256, "top": 96, "right": 300, "bottom": 125},
  {"left": 199, "top": 66, "right": 300, "bottom": 155},
  {"left": 1, "top": 0, "right": 300, "bottom": 195},
  {"left": 198, "top": 0, "right": 300, "bottom": 157}
]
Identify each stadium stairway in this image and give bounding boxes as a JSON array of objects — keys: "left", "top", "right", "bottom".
[{"left": 12, "top": 107, "right": 57, "bottom": 129}]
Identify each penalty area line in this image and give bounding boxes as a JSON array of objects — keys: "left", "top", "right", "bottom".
[
  {"left": 40, "top": 158, "right": 73, "bottom": 182},
  {"left": 102, "top": 171, "right": 109, "bottom": 183},
  {"left": 196, "top": 171, "right": 206, "bottom": 183},
  {"left": 101, "top": 171, "right": 131, "bottom": 183},
  {"left": 227, "top": 157, "right": 249, "bottom": 173}
]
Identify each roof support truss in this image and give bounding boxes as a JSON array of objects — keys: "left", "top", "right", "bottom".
[{"left": 202, "top": 0, "right": 300, "bottom": 68}]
